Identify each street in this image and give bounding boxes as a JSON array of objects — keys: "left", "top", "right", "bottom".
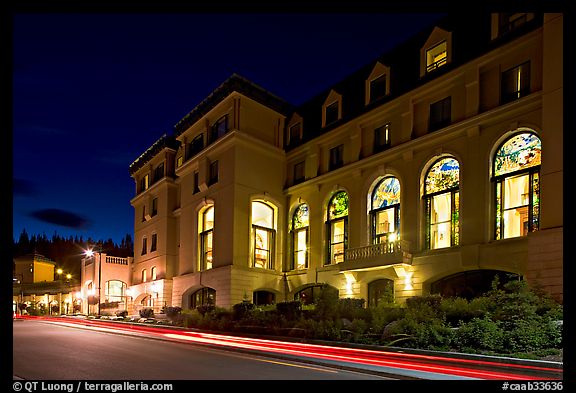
[{"left": 13, "top": 319, "right": 390, "bottom": 380}]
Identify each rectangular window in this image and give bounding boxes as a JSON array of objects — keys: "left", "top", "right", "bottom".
[
  {"left": 253, "top": 226, "right": 275, "bottom": 269},
  {"left": 499, "top": 13, "right": 528, "bottom": 35},
  {"left": 141, "top": 269, "right": 147, "bottom": 283},
  {"left": 373, "top": 123, "right": 390, "bottom": 153},
  {"left": 501, "top": 62, "right": 530, "bottom": 104},
  {"left": 369, "top": 74, "right": 387, "bottom": 103},
  {"left": 151, "top": 267, "right": 157, "bottom": 281},
  {"left": 209, "top": 161, "right": 219, "bottom": 186},
  {"left": 293, "top": 228, "right": 308, "bottom": 270},
  {"left": 288, "top": 123, "right": 302, "bottom": 146},
  {"left": 140, "top": 174, "right": 149, "bottom": 193},
  {"left": 293, "top": 161, "right": 305, "bottom": 184},
  {"left": 329, "top": 219, "right": 347, "bottom": 264},
  {"left": 325, "top": 102, "right": 339, "bottom": 126},
  {"left": 209, "top": 115, "right": 229, "bottom": 144},
  {"left": 426, "top": 41, "right": 447, "bottom": 73},
  {"left": 187, "top": 134, "right": 204, "bottom": 160},
  {"left": 142, "top": 205, "right": 146, "bottom": 222},
  {"left": 152, "top": 162, "right": 164, "bottom": 184},
  {"left": 151, "top": 198, "right": 158, "bottom": 217},
  {"left": 429, "top": 96, "right": 451, "bottom": 132},
  {"left": 329, "top": 144, "right": 344, "bottom": 171},
  {"left": 201, "top": 230, "right": 213, "bottom": 270},
  {"left": 430, "top": 192, "right": 452, "bottom": 249},
  {"left": 193, "top": 171, "right": 200, "bottom": 194},
  {"left": 141, "top": 237, "right": 147, "bottom": 256},
  {"left": 177, "top": 156, "right": 183, "bottom": 168},
  {"left": 150, "top": 233, "right": 157, "bottom": 252}
]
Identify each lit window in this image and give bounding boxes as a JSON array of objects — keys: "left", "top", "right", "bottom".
[
  {"left": 140, "top": 174, "right": 149, "bottom": 193},
  {"left": 151, "top": 266, "right": 157, "bottom": 281},
  {"left": 291, "top": 204, "right": 309, "bottom": 270},
  {"left": 326, "top": 191, "right": 348, "bottom": 264},
  {"left": 424, "top": 157, "right": 460, "bottom": 249},
  {"left": 177, "top": 156, "right": 183, "bottom": 168},
  {"left": 374, "top": 123, "right": 391, "bottom": 153},
  {"left": 251, "top": 201, "right": 275, "bottom": 269},
  {"left": 190, "top": 287, "right": 215, "bottom": 309},
  {"left": 494, "top": 132, "right": 541, "bottom": 239},
  {"left": 370, "top": 177, "right": 400, "bottom": 252},
  {"left": 501, "top": 62, "right": 530, "bottom": 104},
  {"left": 141, "top": 269, "right": 147, "bottom": 283},
  {"left": 200, "top": 206, "right": 214, "bottom": 271},
  {"left": 426, "top": 41, "right": 447, "bottom": 73},
  {"left": 106, "top": 280, "right": 126, "bottom": 303}
]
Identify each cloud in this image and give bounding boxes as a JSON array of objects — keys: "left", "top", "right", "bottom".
[
  {"left": 29, "top": 208, "right": 90, "bottom": 229},
  {"left": 13, "top": 178, "right": 38, "bottom": 196}
]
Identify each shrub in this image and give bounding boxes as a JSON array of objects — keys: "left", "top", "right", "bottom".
[
  {"left": 196, "top": 305, "right": 215, "bottom": 316},
  {"left": 115, "top": 310, "right": 128, "bottom": 318},
  {"left": 163, "top": 306, "right": 182, "bottom": 320},
  {"left": 338, "top": 298, "right": 369, "bottom": 321},
  {"left": 454, "top": 317, "right": 504, "bottom": 352},
  {"left": 139, "top": 307, "right": 154, "bottom": 319},
  {"left": 276, "top": 301, "right": 302, "bottom": 321},
  {"left": 371, "top": 305, "right": 406, "bottom": 335},
  {"left": 232, "top": 301, "right": 256, "bottom": 321},
  {"left": 100, "top": 301, "right": 120, "bottom": 310}
]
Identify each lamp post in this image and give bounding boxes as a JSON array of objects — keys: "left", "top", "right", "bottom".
[{"left": 85, "top": 247, "right": 103, "bottom": 316}]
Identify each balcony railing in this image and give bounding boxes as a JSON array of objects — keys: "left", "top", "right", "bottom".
[
  {"left": 105, "top": 256, "right": 129, "bottom": 265},
  {"left": 345, "top": 240, "right": 401, "bottom": 261}
]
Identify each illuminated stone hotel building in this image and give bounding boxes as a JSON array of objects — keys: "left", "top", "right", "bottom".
[{"left": 123, "top": 13, "right": 562, "bottom": 313}]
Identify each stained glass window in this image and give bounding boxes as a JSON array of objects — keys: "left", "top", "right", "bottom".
[
  {"left": 494, "top": 133, "right": 541, "bottom": 177},
  {"left": 372, "top": 177, "right": 400, "bottom": 209},
  {"left": 328, "top": 191, "right": 349, "bottom": 220},
  {"left": 425, "top": 157, "right": 460, "bottom": 194},
  {"left": 293, "top": 204, "right": 309, "bottom": 229}
]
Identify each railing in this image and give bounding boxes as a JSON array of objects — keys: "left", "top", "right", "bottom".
[
  {"left": 345, "top": 241, "right": 401, "bottom": 261},
  {"left": 105, "top": 256, "right": 129, "bottom": 265},
  {"left": 426, "top": 56, "right": 447, "bottom": 73}
]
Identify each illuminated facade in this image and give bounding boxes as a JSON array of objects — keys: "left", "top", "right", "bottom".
[{"left": 128, "top": 13, "right": 563, "bottom": 311}]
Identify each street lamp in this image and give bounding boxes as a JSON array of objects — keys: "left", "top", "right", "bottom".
[{"left": 84, "top": 247, "right": 102, "bottom": 316}]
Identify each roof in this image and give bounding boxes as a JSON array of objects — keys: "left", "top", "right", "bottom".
[
  {"left": 173, "top": 73, "right": 293, "bottom": 137},
  {"left": 129, "top": 134, "right": 181, "bottom": 175}
]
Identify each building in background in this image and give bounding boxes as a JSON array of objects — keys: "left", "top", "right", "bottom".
[
  {"left": 125, "top": 13, "right": 562, "bottom": 312},
  {"left": 13, "top": 253, "right": 81, "bottom": 315}
]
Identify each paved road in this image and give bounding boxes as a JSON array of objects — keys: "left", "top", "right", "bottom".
[{"left": 13, "top": 319, "right": 391, "bottom": 380}]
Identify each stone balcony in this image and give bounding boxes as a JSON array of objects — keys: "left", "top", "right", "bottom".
[{"left": 339, "top": 240, "right": 412, "bottom": 272}]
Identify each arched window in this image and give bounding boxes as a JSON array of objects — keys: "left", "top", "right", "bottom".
[
  {"left": 200, "top": 205, "right": 214, "bottom": 270},
  {"left": 253, "top": 290, "right": 276, "bottom": 306},
  {"left": 294, "top": 284, "right": 338, "bottom": 305},
  {"left": 291, "top": 203, "right": 309, "bottom": 270},
  {"left": 190, "top": 287, "right": 216, "bottom": 309},
  {"left": 371, "top": 177, "right": 400, "bottom": 252},
  {"left": 151, "top": 266, "right": 157, "bottom": 281},
  {"left": 105, "top": 280, "right": 126, "bottom": 303},
  {"left": 252, "top": 201, "right": 275, "bottom": 269},
  {"left": 493, "top": 132, "right": 541, "bottom": 239},
  {"left": 326, "top": 191, "right": 348, "bottom": 264},
  {"left": 141, "top": 269, "right": 147, "bottom": 283},
  {"left": 424, "top": 157, "right": 460, "bottom": 249},
  {"left": 368, "top": 279, "right": 394, "bottom": 308}
]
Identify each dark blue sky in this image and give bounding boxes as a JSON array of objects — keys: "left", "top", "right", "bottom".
[{"left": 12, "top": 12, "right": 446, "bottom": 244}]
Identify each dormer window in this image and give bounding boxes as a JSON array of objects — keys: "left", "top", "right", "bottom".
[
  {"left": 426, "top": 41, "right": 447, "bottom": 73},
  {"left": 322, "top": 90, "right": 342, "bottom": 127},
  {"left": 325, "top": 102, "right": 339, "bottom": 125},
  {"left": 420, "top": 27, "right": 452, "bottom": 77},
  {"left": 187, "top": 134, "right": 204, "bottom": 160},
  {"left": 288, "top": 122, "right": 302, "bottom": 146},
  {"left": 365, "top": 62, "right": 391, "bottom": 105},
  {"left": 369, "top": 74, "right": 387, "bottom": 103}
]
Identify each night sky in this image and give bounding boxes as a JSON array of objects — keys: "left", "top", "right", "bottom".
[{"left": 12, "top": 12, "right": 446, "bottom": 245}]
